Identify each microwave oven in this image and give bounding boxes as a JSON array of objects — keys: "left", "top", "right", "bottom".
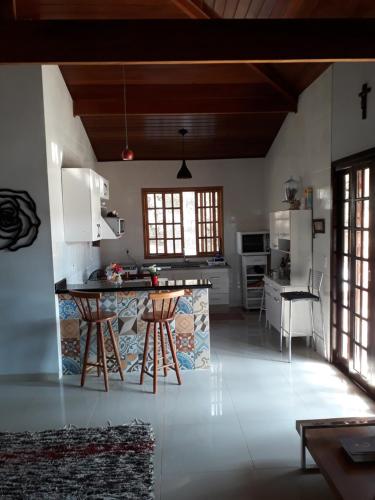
[{"left": 236, "top": 231, "right": 269, "bottom": 255}]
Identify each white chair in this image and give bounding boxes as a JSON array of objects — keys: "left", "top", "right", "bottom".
[{"left": 280, "top": 270, "right": 325, "bottom": 362}]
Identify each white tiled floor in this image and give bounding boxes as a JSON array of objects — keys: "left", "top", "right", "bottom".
[{"left": 1, "top": 313, "right": 375, "bottom": 499}]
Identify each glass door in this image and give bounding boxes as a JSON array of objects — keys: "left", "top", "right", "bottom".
[{"left": 332, "top": 153, "right": 375, "bottom": 397}]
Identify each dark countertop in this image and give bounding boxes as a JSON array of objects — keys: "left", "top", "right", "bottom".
[{"left": 55, "top": 278, "right": 212, "bottom": 294}]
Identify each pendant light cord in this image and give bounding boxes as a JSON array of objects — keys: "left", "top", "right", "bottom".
[{"left": 122, "top": 65, "right": 128, "bottom": 149}]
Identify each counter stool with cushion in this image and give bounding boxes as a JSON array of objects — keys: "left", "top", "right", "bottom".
[
  {"left": 69, "top": 290, "right": 124, "bottom": 392},
  {"left": 140, "top": 289, "right": 183, "bottom": 394},
  {"left": 280, "top": 270, "right": 325, "bottom": 363}
]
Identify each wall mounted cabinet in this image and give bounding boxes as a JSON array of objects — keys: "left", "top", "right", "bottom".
[{"left": 62, "top": 168, "right": 110, "bottom": 242}]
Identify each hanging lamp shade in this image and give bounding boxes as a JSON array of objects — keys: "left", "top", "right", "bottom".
[
  {"left": 177, "top": 159, "right": 192, "bottom": 179},
  {"left": 177, "top": 128, "right": 192, "bottom": 179}
]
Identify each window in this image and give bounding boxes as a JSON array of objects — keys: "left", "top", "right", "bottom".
[{"left": 142, "top": 187, "right": 223, "bottom": 258}]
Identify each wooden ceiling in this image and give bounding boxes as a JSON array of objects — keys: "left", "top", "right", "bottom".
[{"left": 11, "top": 0, "right": 375, "bottom": 161}]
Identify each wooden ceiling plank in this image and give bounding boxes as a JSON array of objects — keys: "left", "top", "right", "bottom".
[
  {"left": 2, "top": 19, "right": 375, "bottom": 64},
  {"left": 172, "top": 0, "right": 210, "bottom": 18},
  {"left": 250, "top": 63, "right": 298, "bottom": 109},
  {"left": 73, "top": 96, "right": 295, "bottom": 115}
]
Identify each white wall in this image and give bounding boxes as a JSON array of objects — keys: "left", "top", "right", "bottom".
[
  {"left": 265, "top": 68, "right": 333, "bottom": 357},
  {"left": 96, "top": 158, "right": 266, "bottom": 305},
  {"left": 0, "top": 66, "right": 59, "bottom": 375},
  {"left": 332, "top": 62, "right": 375, "bottom": 161},
  {"left": 42, "top": 66, "right": 101, "bottom": 283}
]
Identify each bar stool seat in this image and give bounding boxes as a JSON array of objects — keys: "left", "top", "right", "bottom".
[
  {"left": 69, "top": 290, "right": 124, "bottom": 392},
  {"left": 140, "top": 289, "right": 183, "bottom": 394},
  {"left": 280, "top": 291, "right": 319, "bottom": 302}
]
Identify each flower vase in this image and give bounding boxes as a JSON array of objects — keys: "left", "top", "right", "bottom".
[{"left": 151, "top": 275, "right": 159, "bottom": 286}]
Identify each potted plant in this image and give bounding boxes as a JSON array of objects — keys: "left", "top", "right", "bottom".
[
  {"left": 105, "top": 262, "right": 125, "bottom": 284},
  {"left": 147, "top": 265, "right": 160, "bottom": 286}
]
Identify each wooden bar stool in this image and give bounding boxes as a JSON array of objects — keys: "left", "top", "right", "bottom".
[
  {"left": 69, "top": 290, "right": 124, "bottom": 392},
  {"left": 140, "top": 289, "right": 183, "bottom": 394}
]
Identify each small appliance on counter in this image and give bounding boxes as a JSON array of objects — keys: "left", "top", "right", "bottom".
[{"left": 206, "top": 254, "right": 227, "bottom": 266}]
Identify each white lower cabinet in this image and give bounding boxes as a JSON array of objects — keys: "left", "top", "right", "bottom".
[
  {"left": 264, "top": 277, "right": 312, "bottom": 337},
  {"left": 158, "top": 267, "right": 230, "bottom": 305}
]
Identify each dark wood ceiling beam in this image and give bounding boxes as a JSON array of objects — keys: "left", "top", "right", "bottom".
[
  {"left": 2, "top": 19, "right": 375, "bottom": 64},
  {"left": 0, "top": 0, "right": 16, "bottom": 19},
  {"left": 73, "top": 96, "right": 295, "bottom": 115},
  {"left": 250, "top": 63, "right": 298, "bottom": 108}
]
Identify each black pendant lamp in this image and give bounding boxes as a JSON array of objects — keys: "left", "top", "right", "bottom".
[
  {"left": 121, "top": 66, "right": 134, "bottom": 161},
  {"left": 177, "top": 128, "right": 192, "bottom": 179}
]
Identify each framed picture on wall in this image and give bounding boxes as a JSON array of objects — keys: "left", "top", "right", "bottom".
[{"left": 313, "top": 218, "right": 325, "bottom": 235}]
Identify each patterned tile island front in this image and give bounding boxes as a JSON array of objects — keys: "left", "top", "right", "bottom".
[{"left": 57, "top": 281, "right": 211, "bottom": 375}]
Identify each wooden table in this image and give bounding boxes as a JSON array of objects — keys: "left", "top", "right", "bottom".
[{"left": 296, "top": 418, "right": 375, "bottom": 500}]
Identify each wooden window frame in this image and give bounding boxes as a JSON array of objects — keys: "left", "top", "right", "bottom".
[{"left": 142, "top": 187, "right": 224, "bottom": 259}]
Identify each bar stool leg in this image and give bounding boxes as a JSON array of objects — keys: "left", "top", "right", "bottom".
[
  {"left": 140, "top": 323, "right": 151, "bottom": 385},
  {"left": 166, "top": 322, "right": 181, "bottom": 385},
  {"left": 288, "top": 300, "right": 292, "bottom": 363},
  {"left": 320, "top": 298, "right": 327, "bottom": 358},
  {"left": 153, "top": 322, "right": 158, "bottom": 394},
  {"left": 310, "top": 301, "right": 316, "bottom": 351},
  {"left": 96, "top": 325, "right": 101, "bottom": 377},
  {"left": 107, "top": 320, "right": 124, "bottom": 381},
  {"left": 159, "top": 322, "right": 168, "bottom": 377},
  {"left": 98, "top": 322, "right": 109, "bottom": 392},
  {"left": 81, "top": 322, "right": 92, "bottom": 387}
]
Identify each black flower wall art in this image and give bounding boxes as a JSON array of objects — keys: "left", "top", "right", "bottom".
[{"left": 0, "top": 189, "right": 41, "bottom": 251}]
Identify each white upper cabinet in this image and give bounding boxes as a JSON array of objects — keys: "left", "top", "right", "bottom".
[{"left": 62, "top": 168, "right": 106, "bottom": 242}]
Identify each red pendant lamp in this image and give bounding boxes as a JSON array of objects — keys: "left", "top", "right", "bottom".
[{"left": 121, "top": 66, "right": 134, "bottom": 161}]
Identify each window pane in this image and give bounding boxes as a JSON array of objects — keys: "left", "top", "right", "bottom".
[
  {"left": 148, "top": 210, "right": 155, "bottom": 224},
  {"left": 175, "top": 240, "right": 182, "bottom": 253},
  {"left": 173, "top": 193, "right": 180, "bottom": 207},
  {"left": 156, "top": 209, "right": 163, "bottom": 223},
  {"left": 343, "top": 256, "right": 349, "bottom": 280},
  {"left": 344, "top": 173, "right": 350, "bottom": 199},
  {"left": 175, "top": 224, "right": 181, "bottom": 238},
  {"left": 342, "top": 308, "right": 349, "bottom": 332},
  {"left": 149, "top": 240, "right": 156, "bottom": 254},
  {"left": 149, "top": 224, "right": 156, "bottom": 238},
  {"left": 147, "top": 193, "right": 155, "bottom": 208},
  {"left": 362, "top": 261, "right": 369, "bottom": 289},
  {"left": 362, "top": 320, "right": 368, "bottom": 347},
  {"left": 357, "top": 170, "right": 363, "bottom": 198},
  {"left": 165, "top": 193, "right": 172, "bottom": 208},
  {"left": 165, "top": 209, "right": 173, "bottom": 224},
  {"left": 356, "top": 231, "right": 362, "bottom": 257},
  {"left": 356, "top": 260, "right": 361, "bottom": 286},
  {"left": 166, "top": 225, "right": 173, "bottom": 238},
  {"left": 155, "top": 193, "right": 163, "bottom": 208},
  {"left": 363, "top": 231, "right": 369, "bottom": 259},
  {"left": 167, "top": 240, "right": 174, "bottom": 254},
  {"left": 355, "top": 288, "right": 361, "bottom": 315},
  {"left": 362, "top": 290, "right": 368, "bottom": 319},
  {"left": 174, "top": 210, "right": 181, "bottom": 224},
  {"left": 355, "top": 316, "right": 361, "bottom": 342},
  {"left": 157, "top": 225, "right": 164, "bottom": 238},
  {"left": 157, "top": 240, "right": 164, "bottom": 254},
  {"left": 342, "top": 281, "right": 349, "bottom": 307},
  {"left": 364, "top": 200, "right": 369, "bottom": 228},
  {"left": 364, "top": 168, "right": 370, "bottom": 197},
  {"left": 356, "top": 201, "right": 362, "bottom": 227}
]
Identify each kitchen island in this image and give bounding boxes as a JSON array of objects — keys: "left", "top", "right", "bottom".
[{"left": 56, "top": 279, "right": 212, "bottom": 375}]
